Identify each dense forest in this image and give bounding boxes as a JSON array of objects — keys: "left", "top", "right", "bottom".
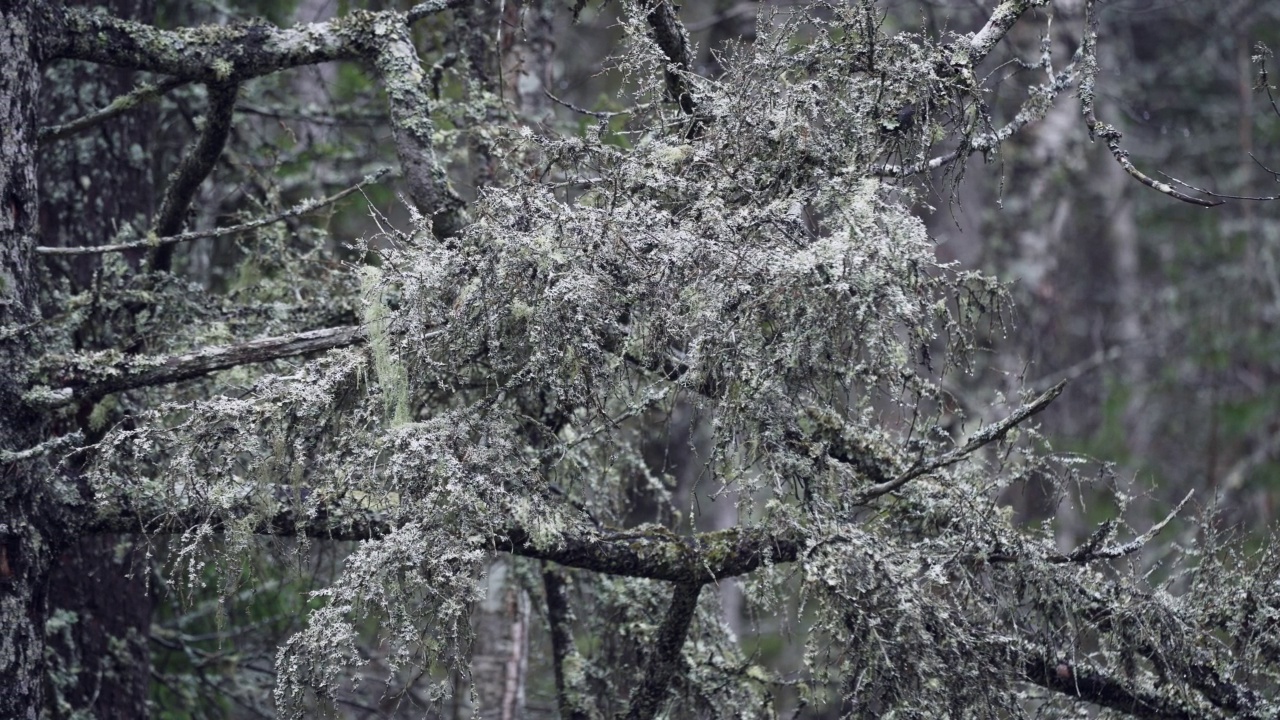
[{"left": 3, "top": 0, "right": 1280, "bottom": 718}]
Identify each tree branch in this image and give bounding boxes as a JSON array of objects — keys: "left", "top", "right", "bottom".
[
  {"left": 625, "top": 582, "right": 702, "bottom": 720},
  {"left": 875, "top": 52, "right": 1079, "bottom": 178},
  {"left": 542, "top": 565, "right": 593, "bottom": 720},
  {"left": 967, "top": 0, "right": 1050, "bottom": 66},
  {"left": 1078, "top": 0, "right": 1222, "bottom": 208},
  {"left": 29, "top": 324, "right": 366, "bottom": 409},
  {"left": 642, "top": 0, "right": 705, "bottom": 136},
  {"left": 37, "top": 169, "right": 389, "bottom": 256},
  {"left": 1020, "top": 649, "right": 1205, "bottom": 720},
  {"left": 855, "top": 380, "right": 1066, "bottom": 502},
  {"left": 42, "top": 3, "right": 465, "bottom": 83},
  {"left": 151, "top": 82, "right": 239, "bottom": 271},
  {"left": 38, "top": 76, "right": 188, "bottom": 147},
  {"left": 364, "top": 15, "right": 465, "bottom": 236},
  {"left": 85, "top": 500, "right": 802, "bottom": 584}
]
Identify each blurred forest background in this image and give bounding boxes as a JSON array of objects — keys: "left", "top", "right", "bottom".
[{"left": 40, "top": 0, "right": 1280, "bottom": 717}]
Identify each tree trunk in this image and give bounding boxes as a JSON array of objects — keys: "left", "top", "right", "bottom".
[
  {"left": 0, "top": 2, "right": 56, "bottom": 717},
  {"left": 37, "top": 2, "right": 157, "bottom": 715}
]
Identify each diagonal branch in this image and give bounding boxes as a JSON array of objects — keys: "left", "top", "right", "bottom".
[
  {"left": 625, "top": 582, "right": 702, "bottom": 720},
  {"left": 855, "top": 380, "right": 1066, "bottom": 502},
  {"left": 151, "top": 82, "right": 239, "bottom": 271},
  {"left": 1049, "top": 490, "right": 1193, "bottom": 564},
  {"left": 38, "top": 76, "right": 188, "bottom": 147},
  {"left": 967, "top": 0, "right": 1050, "bottom": 66},
  {"left": 875, "top": 52, "right": 1080, "bottom": 178},
  {"left": 29, "top": 324, "right": 366, "bottom": 409},
  {"left": 37, "top": 169, "right": 388, "bottom": 256}
]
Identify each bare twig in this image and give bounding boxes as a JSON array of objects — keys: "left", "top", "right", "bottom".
[
  {"left": 545, "top": 89, "right": 644, "bottom": 120},
  {"left": 1156, "top": 171, "right": 1280, "bottom": 202},
  {"left": 856, "top": 380, "right": 1067, "bottom": 502},
  {"left": 38, "top": 76, "right": 188, "bottom": 147},
  {"left": 37, "top": 169, "right": 389, "bottom": 256}
]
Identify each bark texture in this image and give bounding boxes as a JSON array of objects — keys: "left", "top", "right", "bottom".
[{"left": 0, "top": 2, "right": 54, "bottom": 717}]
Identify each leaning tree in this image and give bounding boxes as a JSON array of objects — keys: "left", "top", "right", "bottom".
[{"left": 2, "top": 0, "right": 1278, "bottom": 717}]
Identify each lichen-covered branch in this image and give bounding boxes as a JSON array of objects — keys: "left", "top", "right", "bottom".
[
  {"left": 875, "top": 51, "right": 1080, "bottom": 178},
  {"left": 642, "top": 0, "right": 705, "bottom": 135},
  {"left": 1020, "top": 650, "right": 1207, "bottom": 720},
  {"left": 855, "top": 380, "right": 1066, "bottom": 501},
  {"left": 41, "top": 3, "right": 462, "bottom": 83},
  {"left": 966, "top": 0, "right": 1050, "bottom": 65},
  {"left": 364, "top": 15, "right": 465, "bottom": 235},
  {"left": 38, "top": 76, "right": 188, "bottom": 147},
  {"left": 1078, "top": 0, "right": 1221, "bottom": 208},
  {"left": 29, "top": 324, "right": 366, "bottom": 408}
]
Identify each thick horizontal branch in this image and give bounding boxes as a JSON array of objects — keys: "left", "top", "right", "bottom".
[
  {"left": 30, "top": 325, "right": 365, "bottom": 409},
  {"left": 1021, "top": 650, "right": 1205, "bottom": 720},
  {"left": 85, "top": 502, "right": 801, "bottom": 585},
  {"left": 41, "top": 2, "right": 467, "bottom": 83}
]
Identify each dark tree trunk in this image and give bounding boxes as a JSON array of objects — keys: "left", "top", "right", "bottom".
[
  {"left": 37, "top": 0, "right": 158, "bottom": 712},
  {"left": 37, "top": 4, "right": 157, "bottom": 715},
  {"left": 0, "top": 1, "right": 56, "bottom": 717}
]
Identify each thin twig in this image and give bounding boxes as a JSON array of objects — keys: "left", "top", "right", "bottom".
[
  {"left": 1079, "top": 0, "right": 1222, "bottom": 208},
  {"left": 1048, "top": 490, "right": 1193, "bottom": 563},
  {"left": 37, "top": 169, "right": 389, "bottom": 256},
  {"left": 38, "top": 76, "right": 189, "bottom": 147},
  {"left": 856, "top": 380, "right": 1067, "bottom": 502}
]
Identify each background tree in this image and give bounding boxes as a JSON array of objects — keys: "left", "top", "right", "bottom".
[{"left": 4, "top": 1, "right": 1280, "bottom": 718}]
